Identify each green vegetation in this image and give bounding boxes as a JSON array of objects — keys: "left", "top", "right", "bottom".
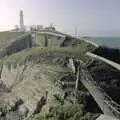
[
  {"left": 0, "top": 47, "right": 90, "bottom": 69},
  {"left": 0, "top": 31, "right": 27, "bottom": 50},
  {"left": 27, "top": 104, "right": 99, "bottom": 120},
  {"left": 0, "top": 32, "right": 94, "bottom": 64},
  {"left": 0, "top": 31, "right": 99, "bottom": 120},
  {"left": 0, "top": 34, "right": 32, "bottom": 59}
]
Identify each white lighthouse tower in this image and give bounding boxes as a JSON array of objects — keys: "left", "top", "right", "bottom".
[{"left": 19, "top": 10, "right": 25, "bottom": 31}]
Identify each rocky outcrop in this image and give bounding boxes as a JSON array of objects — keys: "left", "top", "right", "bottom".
[
  {"left": 0, "top": 53, "right": 73, "bottom": 120},
  {"left": 0, "top": 32, "right": 102, "bottom": 120}
]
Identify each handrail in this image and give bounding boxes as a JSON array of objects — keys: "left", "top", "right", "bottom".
[
  {"left": 79, "top": 61, "right": 120, "bottom": 118},
  {"left": 86, "top": 52, "right": 120, "bottom": 71},
  {"left": 66, "top": 57, "right": 120, "bottom": 118}
]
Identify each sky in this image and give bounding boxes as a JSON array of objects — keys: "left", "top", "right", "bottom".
[{"left": 0, "top": 0, "right": 120, "bottom": 36}]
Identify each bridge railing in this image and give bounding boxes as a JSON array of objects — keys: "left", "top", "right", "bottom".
[
  {"left": 69, "top": 58, "right": 120, "bottom": 118},
  {"left": 80, "top": 64, "right": 120, "bottom": 118},
  {"left": 104, "top": 93, "right": 120, "bottom": 114}
]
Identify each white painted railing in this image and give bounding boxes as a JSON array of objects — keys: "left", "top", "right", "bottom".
[{"left": 86, "top": 52, "right": 120, "bottom": 71}]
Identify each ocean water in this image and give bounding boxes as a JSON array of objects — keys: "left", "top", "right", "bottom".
[{"left": 89, "top": 37, "right": 120, "bottom": 48}]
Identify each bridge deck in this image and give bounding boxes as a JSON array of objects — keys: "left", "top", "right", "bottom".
[
  {"left": 68, "top": 58, "right": 120, "bottom": 118},
  {"left": 80, "top": 68, "right": 115, "bottom": 117}
]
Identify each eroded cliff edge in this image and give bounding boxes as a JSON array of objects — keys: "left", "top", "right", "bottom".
[{"left": 0, "top": 47, "right": 100, "bottom": 120}]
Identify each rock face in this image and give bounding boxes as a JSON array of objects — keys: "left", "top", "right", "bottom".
[
  {"left": 0, "top": 34, "right": 33, "bottom": 59},
  {"left": 0, "top": 32, "right": 99, "bottom": 120},
  {"left": 0, "top": 53, "right": 72, "bottom": 120}
]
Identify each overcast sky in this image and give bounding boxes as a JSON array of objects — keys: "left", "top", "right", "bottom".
[{"left": 0, "top": 0, "right": 120, "bottom": 36}]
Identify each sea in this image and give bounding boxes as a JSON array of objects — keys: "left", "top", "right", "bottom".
[{"left": 89, "top": 37, "right": 120, "bottom": 49}]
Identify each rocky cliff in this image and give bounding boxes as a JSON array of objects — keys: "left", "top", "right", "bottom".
[
  {"left": 0, "top": 47, "right": 100, "bottom": 120},
  {"left": 0, "top": 31, "right": 106, "bottom": 120}
]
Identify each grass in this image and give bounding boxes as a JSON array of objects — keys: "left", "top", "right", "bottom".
[
  {"left": 0, "top": 32, "right": 100, "bottom": 120},
  {"left": 27, "top": 103, "right": 85, "bottom": 120},
  {"left": 0, "top": 31, "right": 28, "bottom": 50},
  {"left": 0, "top": 34, "right": 32, "bottom": 59},
  {"left": 27, "top": 103, "right": 99, "bottom": 120},
  {"left": 0, "top": 46, "right": 90, "bottom": 69}
]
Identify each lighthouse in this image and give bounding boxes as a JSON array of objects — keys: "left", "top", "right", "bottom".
[{"left": 19, "top": 10, "right": 24, "bottom": 31}]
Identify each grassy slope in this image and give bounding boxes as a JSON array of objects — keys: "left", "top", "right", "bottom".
[
  {"left": 0, "top": 32, "right": 99, "bottom": 120},
  {"left": 0, "top": 31, "right": 27, "bottom": 50},
  {"left": 28, "top": 103, "right": 99, "bottom": 120},
  {"left": 0, "top": 47, "right": 90, "bottom": 69},
  {"left": 0, "top": 31, "right": 95, "bottom": 61},
  {"left": 0, "top": 46, "right": 99, "bottom": 120}
]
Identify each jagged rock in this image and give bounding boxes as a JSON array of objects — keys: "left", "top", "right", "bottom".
[
  {"left": 0, "top": 43, "right": 101, "bottom": 120},
  {"left": 33, "top": 96, "right": 46, "bottom": 114},
  {"left": 0, "top": 56, "right": 71, "bottom": 119},
  {"left": 18, "top": 104, "right": 29, "bottom": 117}
]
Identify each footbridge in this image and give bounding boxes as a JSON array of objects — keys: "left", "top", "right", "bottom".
[
  {"left": 85, "top": 52, "right": 120, "bottom": 119},
  {"left": 68, "top": 55, "right": 120, "bottom": 119},
  {"left": 79, "top": 66, "right": 120, "bottom": 119}
]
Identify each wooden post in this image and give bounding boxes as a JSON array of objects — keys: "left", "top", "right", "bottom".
[
  {"left": 75, "top": 60, "right": 80, "bottom": 91},
  {"left": 75, "top": 66, "right": 79, "bottom": 91}
]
